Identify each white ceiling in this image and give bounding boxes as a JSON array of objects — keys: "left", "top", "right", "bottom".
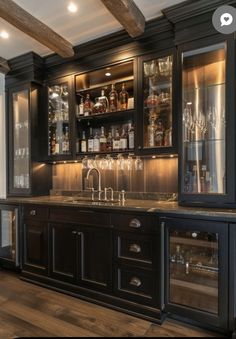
[{"left": 0, "top": 0, "right": 184, "bottom": 60}]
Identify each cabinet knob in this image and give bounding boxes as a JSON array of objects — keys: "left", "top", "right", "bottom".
[
  {"left": 129, "top": 244, "right": 141, "bottom": 253},
  {"left": 129, "top": 219, "right": 141, "bottom": 229},
  {"left": 30, "top": 210, "right": 36, "bottom": 216},
  {"left": 138, "top": 146, "right": 142, "bottom": 150},
  {"left": 129, "top": 277, "right": 142, "bottom": 287}
]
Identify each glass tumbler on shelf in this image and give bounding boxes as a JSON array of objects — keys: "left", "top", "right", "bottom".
[
  {"left": 158, "top": 56, "right": 172, "bottom": 77},
  {"left": 134, "top": 156, "right": 144, "bottom": 171}
]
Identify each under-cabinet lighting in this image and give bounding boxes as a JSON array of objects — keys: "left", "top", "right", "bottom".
[
  {"left": 53, "top": 162, "right": 56, "bottom": 165},
  {"left": 170, "top": 154, "right": 175, "bottom": 158},
  {"left": 187, "top": 102, "right": 192, "bottom": 105},
  {"left": 64, "top": 161, "right": 67, "bottom": 164},
  {"left": 0, "top": 31, "right": 9, "bottom": 39},
  {"left": 152, "top": 156, "right": 156, "bottom": 159},
  {"left": 105, "top": 73, "right": 112, "bottom": 77},
  {"left": 67, "top": 2, "right": 78, "bottom": 13}
]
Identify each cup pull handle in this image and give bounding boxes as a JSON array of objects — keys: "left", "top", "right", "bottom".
[{"left": 130, "top": 277, "right": 142, "bottom": 287}]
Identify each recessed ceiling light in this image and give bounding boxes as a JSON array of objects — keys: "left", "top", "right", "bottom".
[
  {"left": 0, "top": 31, "right": 9, "bottom": 39},
  {"left": 105, "top": 73, "right": 112, "bottom": 77},
  {"left": 67, "top": 2, "right": 78, "bottom": 13}
]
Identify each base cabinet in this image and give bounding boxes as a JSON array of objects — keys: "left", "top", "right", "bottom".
[
  {"left": 49, "top": 222, "right": 112, "bottom": 291},
  {"left": 23, "top": 220, "right": 48, "bottom": 275},
  {"left": 161, "top": 216, "right": 229, "bottom": 330}
]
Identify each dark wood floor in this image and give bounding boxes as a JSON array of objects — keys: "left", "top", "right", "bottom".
[{"left": 0, "top": 271, "right": 223, "bottom": 338}]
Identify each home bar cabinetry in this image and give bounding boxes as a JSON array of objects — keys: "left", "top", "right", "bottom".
[{"left": 4, "top": 0, "right": 236, "bottom": 337}]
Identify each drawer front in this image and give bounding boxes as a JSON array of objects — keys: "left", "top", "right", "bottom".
[
  {"left": 23, "top": 205, "right": 49, "bottom": 220},
  {"left": 49, "top": 207, "right": 110, "bottom": 226},
  {"left": 111, "top": 213, "right": 156, "bottom": 233},
  {"left": 115, "top": 232, "right": 153, "bottom": 266},
  {"left": 115, "top": 265, "right": 158, "bottom": 305}
]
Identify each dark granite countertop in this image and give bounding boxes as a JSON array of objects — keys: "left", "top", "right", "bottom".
[{"left": 1, "top": 195, "right": 236, "bottom": 221}]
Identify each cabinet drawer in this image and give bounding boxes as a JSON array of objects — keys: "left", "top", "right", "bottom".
[
  {"left": 49, "top": 207, "right": 110, "bottom": 226},
  {"left": 23, "top": 205, "right": 49, "bottom": 220},
  {"left": 115, "top": 265, "right": 158, "bottom": 305},
  {"left": 115, "top": 232, "right": 153, "bottom": 266},
  {"left": 111, "top": 213, "right": 156, "bottom": 233}
]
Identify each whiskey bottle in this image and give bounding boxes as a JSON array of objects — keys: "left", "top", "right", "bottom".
[
  {"left": 109, "top": 84, "right": 118, "bottom": 112},
  {"left": 99, "top": 126, "right": 107, "bottom": 152},
  {"left": 106, "top": 131, "right": 113, "bottom": 152},
  {"left": 80, "top": 131, "right": 87, "bottom": 153},
  {"left": 128, "top": 123, "right": 135, "bottom": 150},
  {"left": 120, "top": 127, "right": 128, "bottom": 150},
  {"left": 78, "top": 97, "right": 84, "bottom": 117},
  {"left": 93, "top": 131, "right": 100, "bottom": 152},
  {"left": 113, "top": 129, "right": 120, "bottom": 151},
  {"left": 84, "top": 94, "right": 93, "bottom": 116},
  {"left": 119, "top": 83, "right": 129, "bottom": 110},
  {"left": 88, "top": 128, "right": 94, "bottom": 152},
  {"left": 99, "top": 90, "right": 109, "bottom": 113}
]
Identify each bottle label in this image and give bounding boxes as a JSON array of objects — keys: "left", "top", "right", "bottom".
[
  {"left": 128, "top": 132, "right": 134, "bottom": 149},
  {"left": 81, "top": 140, "right": 87, "bottom": 153},
  {"left": 120, "top": 138, "right": 127, "bottom": 150},
  {"left": 93, "top": 139, "right": 100, "bottom": 152},
  {"left": 62, "top": 141, "right": 67, "bottom": 152},
  {"left": 88, "top": 139, "right": 94, "bottom": 152},
  {"left": 55, "top": 143, "right": 59, "bottom": 154},
  {"left": 113, "top": 140, "right": 120, "bottom": 150}
]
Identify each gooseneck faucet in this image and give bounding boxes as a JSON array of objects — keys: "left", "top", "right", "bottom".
[{"left": 86, "top": 167, "right": 102, "bottom": 200}]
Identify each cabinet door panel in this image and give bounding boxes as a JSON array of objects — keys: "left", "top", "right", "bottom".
[
  {"left": 49, "top": 223, "right": 76, "bottom": 283},
  {"left": 78, "top": 226, "right": 112, "bottom": 292},
  {"left": 23, "top": 221, "right": 48, "bottom": 275}
]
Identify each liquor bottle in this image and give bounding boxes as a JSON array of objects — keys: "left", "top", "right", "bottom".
[
  {"left": 99, "top": 89, "right": 109, "bottom": 113},
  {"left": 99, "top": 126, "right": 107, "bottom": 152},
  {"left": 78, "top": 97, "right": 84, "bottom": 117},
  {"left": 155, "top": 118, "right": 164, "bottom": 146},
  {"left": 93, "top": 130, "right": 100, "bottom": 152},
  {"left": 192, "top": 165, "right": 198, "bottom": 192},
  {"left": 62, "top": 126, "right": 69, "bottom": 153},
  {"left": 112, "top": 129, "right": 120, "bottom": 151},
  {"left": 106, "top": 131, "right": 113, "bottom": 152},
  {"left": 84, "top": 94, "right": 93, "bottom": 116},
  {"left": 80, "top": 131, "right": 87, "bottom": 153},
  {"left": 120, "top": 127, "right": 128, "bottom": 150},
  {"left": 88, "top": 128, "right": 94, "bottom": 152},
  {"left": 128, "top": 123, "right": 135, "bottom": 150},
  {"left": 55, "top": 135, "right": 60, "bottom": 154},
  {"left": 147, "top": 117, "right": 156, "bottom": 147},
  {"left": 51, "top": 133, "right": 56, "bottom": 155},
  {"left": 119, "top": 83, "right": 129, "bottom": 110},
  {"left": 109, "top": 84, "right": 118, "bottom": 112}
]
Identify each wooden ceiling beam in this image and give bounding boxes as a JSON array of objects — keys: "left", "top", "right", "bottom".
[
  {"left": 101, "top": 0, "right": 145, "bottom": 38},
  {"left": 0, "top": 0, "right": 74, "bottom": 58},
  {"left": 0, "top": 57, "right": 10, "bottom": 74}
]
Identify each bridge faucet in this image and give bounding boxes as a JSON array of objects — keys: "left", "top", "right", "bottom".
[{"left": 86, "top": 167, "right": 102, "bottom": 200}]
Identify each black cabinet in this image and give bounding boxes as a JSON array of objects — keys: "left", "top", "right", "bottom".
[
  {"left": 8, "top": 83, "right": 52, "bottom": 196},
  {"left": 23, "top": 220, "right": 48, "bottom": 275},
  {"left": 162, "top": 216, "right": 228, "bottom": 330}
]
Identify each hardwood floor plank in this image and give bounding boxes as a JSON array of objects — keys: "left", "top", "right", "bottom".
[{"left": 0, "top": 271, "right": 225, "bottom": 338}]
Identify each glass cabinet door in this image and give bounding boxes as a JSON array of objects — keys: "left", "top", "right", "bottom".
[
  {"left": 182, "top": 43, "right": 226, "bottom": 195},
  {"left": 13, "top": 89, "right": 30, "bottom": 190},
  {"left": 0, "top": 208, "right": 18, "bottom": 264},
  {"left": 169, "top": 228, "right": 219, "bottom": 314},
  {"left": 48, "top": 83, "right": 70, "bottom": 156},
  {"left": 143, "top": 55, "right": 173, "bottom": 149}
]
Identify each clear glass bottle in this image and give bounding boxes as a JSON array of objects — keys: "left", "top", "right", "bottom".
[
  {"left": 99, "top": 126, "right": 107, "bottom": 152},
  {"left": 78, "top": 97, "right": 84, "bottom": 117},
  {"left": 128, "top": 123, "right": 135, "bottom": 150},
  {"left": 88, "top": 128, "right": 94, "bottom": 153},
  {"left": 120, "top": 127, "right": 128, "bottom": 151},
  {"left": 80, "top": 131, "right": 87, "bottom": 153},
  {"left": 99, "top": 89, "right": 109, "bottom": 113},
  {"left": 93, "top": 130, "right": 100, "bottom": 152},
  {"left": 155, "top": 118, "right": 164, "bottom": 146},
  {"left": 109, "top": 84, "right": 118, "bottom": 112},
  {"left": 119, "top": 83, "right": 129, "bottom": 110},
  {"left": 113, "top": 129, "right": 120, "bottom": 151}
]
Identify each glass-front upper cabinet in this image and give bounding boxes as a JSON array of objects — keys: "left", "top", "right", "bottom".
[
  {"left": 11, "top": 89, "right": 30, "bottom": 192},
  {"left": 48, "top": 77, "right": 73, "bottom": 158},
  {"left": 163, "top": 217, "right": 228, "bottom": 329},
  {"left": 75, "top": 60, "right": 135, "bottom": 155},
  {"left": 138, "top": 52, "right": 174, "bottom": 154},
  {"left": 180, "top": 42, "right": 231, "bottom": 205}
]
